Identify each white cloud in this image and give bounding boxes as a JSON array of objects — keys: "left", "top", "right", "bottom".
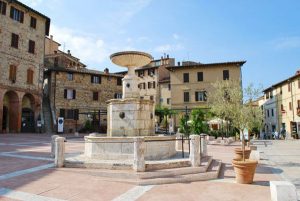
[
  {"left": 154, "top": 43, "right": 184, "bottom": 53},
  {"left": 50, "top": 25, "right": 108, "bottom": 67},
  {"left": 273, "top": 36, "right": 300, "bottom": 49}
]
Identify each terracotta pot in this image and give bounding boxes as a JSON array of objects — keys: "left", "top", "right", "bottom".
[
  {"left": 234, "top": 148, "right": 251, "bottom": 160},
  {"left": 232, "top": 159, "right": 258, "bottom": 184}
]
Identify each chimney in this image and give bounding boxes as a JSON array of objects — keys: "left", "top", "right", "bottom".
[
  {"left": 177, "top": 62, "right": 181, "bottom": 66},
  {"left": 104, "top": 68, "right": 109, "bottom": 74},
  {"left": 296, "top": 70, "right": 300, "bottom": 75},
  {"left": 167, "top": 54, "right": 169, "bottom": 59},
  {"left": 67, "top": 50, "right": 71, "bottom": 55},
  {"left": 50, "top": 35, "right": 53, "bottom": 40}
]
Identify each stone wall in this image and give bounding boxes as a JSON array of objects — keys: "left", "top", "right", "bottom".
[
  {"left": 0, "top": 0, "right": 48, "bottom": 133},
  {"left": 49, "top": 70, "right": 122, "bottom": 133}
]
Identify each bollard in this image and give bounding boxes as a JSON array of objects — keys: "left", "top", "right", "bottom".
[
  {"left": 133, "top": 137, "right": 145, "bottom": 172},
  {"left": 51, "top": 135, "right": 59, "bottom": 158},
  {"left": 200, "top": 134, "right": 207, "bottom": 157},
  {"left": 55, "top": 137, "right": 65, "bottom": 168},
  {"left": 190, "top": 135, "right": 200, "bottom": 167},
  {"left": 270, "top": 181, "right": 298, "bottom": 201}
]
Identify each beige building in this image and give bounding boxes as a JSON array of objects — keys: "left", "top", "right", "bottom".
[
  {"left": 166, "top": 61, "right": 245, "bottom": 110},
  {"left": 44, "top": 36, "right": 122, "bottom": 133},
  {"left": 263, "top": 70, "right": 300, "bottom": 138},
  {"left": 158, "top": 78, "right": 171, "bottom": 108},
  {"left": 135, "top": 56, "right": 174, "bottom": 103},
  {"left": 0, "top": 0, "right": 50, "bottom": 133}
]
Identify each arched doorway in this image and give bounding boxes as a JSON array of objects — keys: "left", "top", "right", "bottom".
[
  {"left": 2, "top": 91, "right": 19, "bottom": 133},
  {"left": 21, "top": 94, "right": 35, "bottom": 133}
]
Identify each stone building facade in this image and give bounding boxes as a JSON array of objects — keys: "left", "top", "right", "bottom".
[
  {"left": 263, "top": 70, "right": 300, "bottom": 138},
  {"left": 44, "top": 37, "right": 122, "bottom": 133},
  {"left": 0, "top": 0, "right": 50, "bottom": 133},
  {"left": 136, "top": 56, "right": 174, "bottom": 104},
  {"left": 166, "top": 61, "right": 246, "bottom": 127}
]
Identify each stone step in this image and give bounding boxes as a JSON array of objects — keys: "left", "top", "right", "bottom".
[
  {"left": 145, "top": 158, "right": 191, "bottom": 171},
  {"left": 139, "top": 157, "right": 212, "bottom": 179},
  {"left": 137, "top": 159, "right": 222, "bottom": 186}
]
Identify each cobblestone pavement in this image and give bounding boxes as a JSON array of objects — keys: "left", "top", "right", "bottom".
[
  {"left": 254, "top": 140, "right": 300, "bottom": 200},
  {"left": 0, "top": 134, "right": 283, "bottom": 201}
]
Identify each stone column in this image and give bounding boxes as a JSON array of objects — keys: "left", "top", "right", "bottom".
[
  {"left": 54, "top": 137, "right": 65, "bottom": 168},
  {"left": 200, "top": 134, "right": 207, "bottom": 157},
  {"left": 51, "top": 135, "right": 59, "bottom": 158},
  {"left": 133, "top": 137, "right": 145, "bottom": 172},
  {"left": 190, "top": 135, "right": 200, "bottom": 167}
]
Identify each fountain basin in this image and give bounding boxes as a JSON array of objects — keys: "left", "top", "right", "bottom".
[{"left": 84, "top": 135, "right": 177, "bottom": 160}]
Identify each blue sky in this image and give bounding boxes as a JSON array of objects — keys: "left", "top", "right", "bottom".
[{"left": 21, "top": 0, "right": 300, "bottom": 89}]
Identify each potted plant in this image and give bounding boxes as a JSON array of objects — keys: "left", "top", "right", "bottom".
[{"left": 209, "top": 80, "right": 263, "bottom": 184}]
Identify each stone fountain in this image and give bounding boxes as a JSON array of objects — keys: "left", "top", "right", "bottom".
[{"left": 107, "top": 51, "right": 155, "bottom": 136}]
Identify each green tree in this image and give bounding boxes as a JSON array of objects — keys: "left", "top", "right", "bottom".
[
  {"left": 190, "top": 108, "right": 210, "bottom": 135},
  {"left": 209, "top": 80, "right": 263, "bottom": 161}
]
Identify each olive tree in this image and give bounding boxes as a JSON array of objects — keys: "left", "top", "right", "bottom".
[{"left": 209, "top": 80, "right": 263, "bottom": 161}]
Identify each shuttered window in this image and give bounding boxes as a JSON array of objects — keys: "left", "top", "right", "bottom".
[
  {"left": 30, "top": 16, "right": 37, "bottom": 29},
  {"left": 28, "top": 40, "right": 35, "bottom": 54},
  {"left": 91, "top": 75, "right": 101, "bottom": 84},
  {"left": 223, "top": 70, "right": 229, "bottom": 80},
  {"left": 27, "top": 69, "right": 34, "bottom": 84},
  {"left": 10, "top": 6, "right": 24, "bottom": 23},
  {"left": 197, "top": 72, "right": 203, "bottom": 81},
  {"left": 183, "top": 73, "right": 189, "bottom": 83},
  {"left": 0, "top": 1, "right": 7, "bottom": 15},
  {"left": 11, "top": 33, "right": 19, "bottom": 48},
  {"left": 93, "top": 92, "right": 99, "bottom": 101},
  {"left": 195, "top": 91, "right": 207, "bottom": 102},
  {"left": 9, "top": 65, "right": 17, "bottom": 82},
  {"left": 64, "top": 89, "right": 76, "bottom": 100},
  {"left": 184, "top": 92, "right": 190, "bottom": 102}
]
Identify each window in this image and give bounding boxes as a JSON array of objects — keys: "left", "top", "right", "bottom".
[
  {"left": 168, "top": 84, "right": 171, "bottom": 90},
  {"left": 60, "top": 109, "right": 78, "bottom": 120},
  {"left": 270, "top": 91, "right": 273, "bottom": 99},
  {"left": 10, "top": 6, "right": 24, "bottom": 23},
  {"left": 183, "top": 73, "right": 189, "bottom": 83},
  {"left": 0, "top": 1, "right": 7, "bottom": 15},
  {"left": 138, "top": 70, "right": 144, "bottom": 77},
  {"left": 93, "top": 92, "right": 99, "bottom": 101},
  {"left": 288, "top": 83, "right": 291, "bottom": 92},
  {"left": 150, "top": 96, "right": 154, "bottom": 101},
  {"left": 28, "top": 40, "right": 35, "bottom": 54},
  {"left": 148, "top": 69, "right": 155, "bottom": 76},
  {"left": 197, "top": 72, "right": 203, "bottom": 82},
  {"left": 289, "top": 102, "right": 292, "bottom": 111},
  {"left": 184, "top": 92, "right": 190, "bottom": 102},
  {"left": 153, "top": 81, "right": 156, "bottom": 89},
  {"left": 64, "top": 89, "right": 76, "bottom": 100},
  {"left": 27, "top": 69, "right": 34, "bottom": 84},
  {"left": 267, "top": 110, "right": 269, "bottom": 117},
  {"left": 148, "top": 82, "right": 152, "bottom": 89},
  {"left": 91, "top": 75, "right": 101, "bottom": 84},
  {"left": 11, "top": 33, "right": 19, "bottom": 48},
  {"left": 9, "top": 65, "right": 17, "bottom": 82},
  {"left": 114, "top": 93, "right": 122, "bottom": 99},
  {"left": 117, "top": 77, "right": 122, "bottom": 86},
  {"left": 67, "top": 73, "right": 73, "bottom": 81},
  {"left": 280, "top": 87, "right": 282, "bottom": 95},
  {"left": 271, "top": 109, "right": 274, "bottom": 117},
  {"left": 167, "top": 98, "right": 170, "bottom": 105},
  {"left": 195, "top": 91, "right": 207, "bottom": 102},
  {"left": 298, "top": 80, "right": 300, "bottom": 89},
  {"left": 298, "top": 100, "right": 300, "bottom": 108},
  {"left": 223, "top": 70, "right": 229, "bottom": 80},
  {"left": 281, "top": 104, "right": 284, "bottom": 111},
  {"left": 160, "top": 98, "right": 163, "bottom": 103},
  {"left": 30, "top": 16, "right": 37, "bottom": 29},
  {"left": 139, "top": 83, "right": 146, "bottom": 89},
  {"left": 54, "top": 57, "right": 58, "bottom": 67}
]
